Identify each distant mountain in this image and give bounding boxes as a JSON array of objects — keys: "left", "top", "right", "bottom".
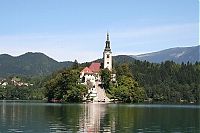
[
  {"left": 0, "top": 52, "right": 73, "bottom": 77},
  {"left": 91, "top": 55, "right": 136, "bottom": 67},
  {"left": 0, "top": 46, "right": 199, "bottom": 77},
  {"left": 113, "top": 55, "right": 136, "bottom": 64},
  {"left": 130, "top": 46, "right": 199, "bottom": 63}
]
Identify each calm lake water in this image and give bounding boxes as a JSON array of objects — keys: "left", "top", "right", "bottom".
[{"left": 0, "top": 101, "right": 199, "bottom": 133}]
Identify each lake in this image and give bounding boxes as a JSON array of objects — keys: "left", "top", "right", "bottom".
[{"left": 0, "top": 101, "right": 199, "bottom": 133}]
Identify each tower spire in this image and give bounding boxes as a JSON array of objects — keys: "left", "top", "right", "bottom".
[
  {"left": 107, "top": 32, "right": 109, "bottom": 41},
  {"left": 103, "top": 32, "right": 112, "bottom": 71},
  {"left": 105, "top": 32, "right": 111, "bottom": 51}
]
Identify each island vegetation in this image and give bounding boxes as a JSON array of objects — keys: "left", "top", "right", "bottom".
[
  {"left": 0, "top": 59, "right": 199, "bottom": 103},
  {"left": 44, "top": 67, "right": 87, "bottom": 102}
]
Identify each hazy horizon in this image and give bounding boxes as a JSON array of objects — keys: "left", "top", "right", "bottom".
[
  {"left": 0, "top": 45, "right": 198, "bottom": 63},
  {"left": 0, "top": 0, "right": 198, "bottom": 62}
]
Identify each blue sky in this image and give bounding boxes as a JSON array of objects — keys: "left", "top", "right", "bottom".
[{"left": 0, "top": 0, "right": 199, "bottom": 62}]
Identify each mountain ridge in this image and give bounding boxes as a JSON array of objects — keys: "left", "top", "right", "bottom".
[
  {"left": 130, "top": 45, "right": 199, "bottom": 63},
  {"left": 0, "top": 45, "right": 199, "bottom": 77},
  {"left": 0, "top": 52, "right": 73, "bottom": 77}
]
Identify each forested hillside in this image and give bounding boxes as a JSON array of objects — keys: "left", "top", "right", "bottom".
[
  {"left": 114, "top": 59, "right": 200, "bottom": 103},
  {"left": 0, "top": 53, "right": 199, "bottom": 103},
  {"left": 1, "top": 45, "right": 199, "bottom": 77},
  {"left": 0, "top": 52, "right": 73, "bottom": 77},
  {"left": 87, "top": 55, "right": 200, "bottom": 103}
]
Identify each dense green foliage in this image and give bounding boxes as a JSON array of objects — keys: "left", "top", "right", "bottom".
[
  {"left": 0, "top": 52, "right": 199, "bottom": 103},
  {"left": 110, "top": 76, "right": 146, "bottom": 103},
  {"left": 114, "top": 60, "right": 200, "bottom": 103},
  {"left": 0, "top": 60, "right": 85, "bottom": 102},
  {"left": 100, "top": 68, "right": 111, "bottom": 92},
  {"left": 0, "top": 52, "right": 73, "bottom": 77},
  {"left": 0, "top": 76, "right": 46, "bottom": 100},
  {"left": 100, "top": 67, "right": 146, "bottom": 103},
  {"left": 44, "top": 68, "right": 87, "bottom": 102},
  {"left": 0, "top": 85, "right": 30, "bottom": 100}
]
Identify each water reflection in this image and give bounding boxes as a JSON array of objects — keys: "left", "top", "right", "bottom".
[
  {"left": 79, "top": 103, "right": 109, "bottom": 132},
  {"left": 44, "top": 103, "right": 110, "bottom": 132},
  {"left": 0, "top": 101, "right": 199, "bottom": 133}
]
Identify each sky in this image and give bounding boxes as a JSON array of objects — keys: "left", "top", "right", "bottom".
[{"left": 0, "top": 0, "right": 199, "bottom": 62}]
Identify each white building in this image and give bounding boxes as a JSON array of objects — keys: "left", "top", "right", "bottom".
[
  {"left": 80, "top": 33, "right": 114, "bottom": 101},
  {"left": 2, "top": 82, "right": 8, "bottom": 86},
  {"left": 80, "top": 67, "right": 96, "bottom": 85},
  {"left": 80, "top": 63, "right": 101, "bottom": 100}
]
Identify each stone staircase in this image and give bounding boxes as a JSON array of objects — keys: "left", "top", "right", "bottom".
[{"left": 94, "top": 81, "right": 110, "bottom": 102}]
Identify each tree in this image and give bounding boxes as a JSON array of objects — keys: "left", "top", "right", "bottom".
[
  {"left": 115, "top": 64, "right": 132, "bottom": 78},
  {"left": 100, "top": 68, "right": 111, "bottom": 92},
  {"left": 72, "top": 59, "right": 79, "bottom": 69},
  {"left": 0, "top": 86, "right": 6, "bottom": 99},
  {"left": 111, "top": 75, "right": 146, "bottom": 103},
  {"left": 111, "top": 85, "right": 130, "bottom": 102},
  {"left": 44, "top": 68, "right": 87, "bottom": 102},
  {"left": 63, "top": 84, "right": 87, "bottom": 102}
]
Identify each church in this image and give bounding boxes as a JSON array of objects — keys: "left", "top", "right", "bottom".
[{"left": 80, "top": 33, "right": 114, "bottom": 102}]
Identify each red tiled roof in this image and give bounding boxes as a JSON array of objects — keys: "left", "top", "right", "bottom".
[
  {"left": 81, "top": 67, "right": 93, "bottom": 74},
  {"left": 89, "top": 62, "right": 101, "bottom": 73}
]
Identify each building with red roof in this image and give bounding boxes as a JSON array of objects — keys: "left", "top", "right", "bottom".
[
  {"left": 89, "top": 63, "right": 101, "bottom": 73},
  {"left": 80, "top": 67, "right": 93, "bottom": 74},
  {"left": 80, "top": 33, "right": 113, "bottom": 102},
  {"left": 80, "top": 63, "right": 101, "bottom": 84}
]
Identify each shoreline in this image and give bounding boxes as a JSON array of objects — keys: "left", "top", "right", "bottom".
[{"left": 0, "top": 99, "right": 199, "bottom": 105}]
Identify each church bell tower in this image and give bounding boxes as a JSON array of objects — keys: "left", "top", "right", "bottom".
[{"left": 103, "top": 32, "right": 112, "bottom": 71}]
